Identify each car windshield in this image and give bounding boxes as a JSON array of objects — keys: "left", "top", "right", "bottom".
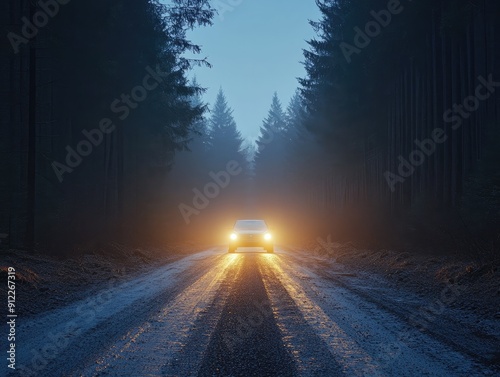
[{"left": 234, "top": 220, "right": 268, "bottom": 231}]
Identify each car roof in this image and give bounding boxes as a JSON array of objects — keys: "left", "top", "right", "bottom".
[
  {"left": 234, "top": 219, "right": 268, "bottom": 227},
  {"left": 235, "top": 219, "right": 266, "bottom": 224}
]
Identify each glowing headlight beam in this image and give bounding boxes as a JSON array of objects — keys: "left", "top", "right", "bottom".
[
  {"left": 230, "top": 233, "right": 237, "bottom": 240},
  {"left": 264, "top": 233, "right": 272, "bottom": 240}
]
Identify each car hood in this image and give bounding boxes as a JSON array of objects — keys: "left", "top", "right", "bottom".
[{"left": 234, "top": 230, "right": 267, "bottom": 235}]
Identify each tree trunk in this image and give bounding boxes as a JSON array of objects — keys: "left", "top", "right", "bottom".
[{"left": 26, "top": 0, "right": 37, "bottom": 250}]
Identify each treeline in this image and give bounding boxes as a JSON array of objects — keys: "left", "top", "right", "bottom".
[
  {"left": 252, "top": 0, "right": 500, "bottom": 254},
  {"left": 0, "top": 0, "right": 216, "bottom": 251},
  {"left": 3, "top": 0, "right": 500, "bottom": 255}
]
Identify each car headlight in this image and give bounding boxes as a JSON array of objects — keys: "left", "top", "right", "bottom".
[
  {"left": 264, "top": 233, "right": 272, "bottom": 240},
  {"left": 230, "top": 233, "right": 238, "bottom": 240}
]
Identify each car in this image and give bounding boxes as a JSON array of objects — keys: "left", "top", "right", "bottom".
[{"left": 228, "top": 219, "right": 274, "bottom": 253}]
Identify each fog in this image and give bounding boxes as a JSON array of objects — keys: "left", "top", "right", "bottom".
[{"left": 1, "top": 0, "right": 500, "bottom": 261}]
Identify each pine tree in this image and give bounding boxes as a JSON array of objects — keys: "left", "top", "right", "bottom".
[
  {"left": 207, "top": 88, "right": 246, "bottom": 169},
  {"left": 254, "top": 92, "right": 287, "bottom": 172},
  {"left": 168, "top": 77, "right": 211, "bottom": 192},
  {"left": 253, "top": 93, "right": 289, "bottom": 214},
  {"left": 0, "top": 0, "right": 217, "bottom": 249},
  {"left": 187, "top": 77, "right": 211, "bottom": 155},
  {"left": 285, "top": 91, "right": 305, "bottom": 144},
  {"left": 197, "top": 88, "right": 248, "bottom": 229}
]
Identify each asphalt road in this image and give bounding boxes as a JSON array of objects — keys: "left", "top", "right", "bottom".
[{"left": 14, "top": 248, "right": 499, "bottom": 376}]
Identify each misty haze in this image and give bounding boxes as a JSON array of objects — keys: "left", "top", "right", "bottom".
[{"left": 1, "top": 1, "right": 499, "bottom": 376}]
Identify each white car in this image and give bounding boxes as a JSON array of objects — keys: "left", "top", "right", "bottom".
[{"left": 228, "top": 219, "right": 274, "bottom": 253}]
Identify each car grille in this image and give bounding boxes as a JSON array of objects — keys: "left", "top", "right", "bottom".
[{"left": 239, "top": 234, "right": 261, "bottom": 242}]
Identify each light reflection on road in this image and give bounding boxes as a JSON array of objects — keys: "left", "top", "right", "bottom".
[
  {"left": 260, "top": 252, "right": 380, "bottom": 376},
  {"left": 86, "top": 253, "right": 242, "bottom": 377}
]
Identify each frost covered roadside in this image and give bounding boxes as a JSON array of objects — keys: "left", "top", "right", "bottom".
[
  {"left": 289, "top": 240, "right": 500, "bottom": 318},
  {"left": 0, "top": 243, "right": 204, "bottom": 318},
  {"left": 294, "top": 240, "right": 500, "bottom": 319},
  {"left": 282, "top": 242, "right": 500, "bottom": 370}
]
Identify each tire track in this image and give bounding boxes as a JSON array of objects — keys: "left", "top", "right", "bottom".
[
  {"left": 79, "top": 253, "right": 241, "bottom": 376},
  {"left": 162, "top": 254, "right": 244, "bottom": 377},
  {"left": 259, "top": 257, "right": 344, "bottom": 377},
  {"left": 262, "top": 253, "right": 382, "bottom": 376}
]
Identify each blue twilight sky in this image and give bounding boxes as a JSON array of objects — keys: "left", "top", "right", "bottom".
[{"left": 186, "top": 0, "right": 321, "bottom": 143}]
